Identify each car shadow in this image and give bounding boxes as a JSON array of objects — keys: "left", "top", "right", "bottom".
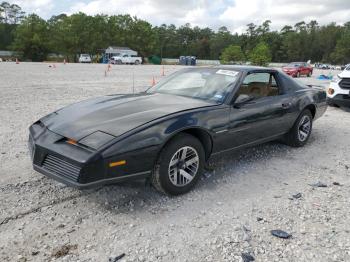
[{"left": 83, "top": 140, "right": 304, "bottom": 214}]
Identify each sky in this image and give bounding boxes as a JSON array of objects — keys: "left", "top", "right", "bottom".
[{"left": 8, "top": 0, "right": 350, "bottom": 33}]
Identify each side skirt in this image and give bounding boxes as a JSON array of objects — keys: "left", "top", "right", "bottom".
[{"left": 210, "top": 133, "right": 286, "bottom": 158}]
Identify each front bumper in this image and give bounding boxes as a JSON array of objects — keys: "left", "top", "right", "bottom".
[
  {"left": 327, "top": 94, "right": 350, "bottom": 107},
  {"left": 33, "top": 163, "right": 150, "bottom": 189},
  {"left": 29, "top": 122, "right": 151, "bottom": 189},
  {"left": 283, "top": 70, "right": 297, "bottom": 77},
  {"left": 327, "top": 82, "right": 350, "bottom": 107}
]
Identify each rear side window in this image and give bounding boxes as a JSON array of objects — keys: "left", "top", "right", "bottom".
[{"left": 238, "top": 72, "right": 280, "bottom": 98}]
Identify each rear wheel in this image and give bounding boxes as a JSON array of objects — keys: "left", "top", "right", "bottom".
[
  {"left": 151, "top": 133, "right": 205, "bottom": 195},
  {"left": 284, "top": 109, "right": 313, "bottom": 147}
]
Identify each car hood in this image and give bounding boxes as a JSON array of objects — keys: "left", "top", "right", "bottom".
[
  {"left": 41, "top": 93, "right": 214, "bottom": 141},
  {"left": 339, "top": 70, "right": 350, "bottom": 78}
]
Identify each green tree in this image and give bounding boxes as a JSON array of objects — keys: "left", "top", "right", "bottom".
[
  {"left": 11, "top": 14, "right": 50, "bottom": 61},
  {"left": 209, "top": 26, "right": 239, "bottom": 59},
  {"left": 220, "top": 45, "right": 245, "bottom": 63},
  {"left": 0, "top": 1, "right": 24, "bottom": 24},
  {"left": 249, "top": 42, "right": 271, "bottom": 66},
  {"left": 330, "top": 30, "right": 350, "bottom": 64}
]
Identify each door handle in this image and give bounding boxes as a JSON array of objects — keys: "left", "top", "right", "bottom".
[{"left": 282, "top": 102, "right": 292, "bottom": 109}]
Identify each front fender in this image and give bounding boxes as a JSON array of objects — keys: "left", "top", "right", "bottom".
[{"left": 101, "top": 106, "right": 228, "bottom": 159}]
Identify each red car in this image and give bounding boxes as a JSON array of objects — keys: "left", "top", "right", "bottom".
[{"left": 282, "top": 62, "right": 313, "bottom": 77}]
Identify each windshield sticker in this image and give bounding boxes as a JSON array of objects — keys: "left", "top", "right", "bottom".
[{"left": 216, "top": 70, "right": 238, "bottom": 77}]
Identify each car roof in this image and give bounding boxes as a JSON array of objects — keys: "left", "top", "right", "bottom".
[{"left": 211, "top": 65, "right": 276, "bottom": 73}]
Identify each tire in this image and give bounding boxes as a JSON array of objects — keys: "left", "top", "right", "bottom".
[
  {"left": 135, "top": 60, "right": 140, "bottom": 65},
  {"left": 151, "top": 133, "right": 205, "bottom": 195},
  {"left": 284, "top": 109, "right": 313, "bottom": 147}
]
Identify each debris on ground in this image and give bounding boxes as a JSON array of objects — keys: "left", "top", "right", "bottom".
[
  {"left": 309, "top": 182, "right": 328, "bottom": 188},
  {"left": 270, "top": 230, "right": 292, "bottom": 239},
  {"left": 31, "top": 251, "right": 39, "bottom": 256},
  {"left": 242, "top": 225, "right": 251, "bottom": 241},
  {"left": 333, "top": 182, "right": 341, "bottom": 186},
  {"left": 51, "top": 244, "right": 78, "bottom": 258},
  {"left": 109, "top": 253, "right": 126, "bottom": 262},
  {"left": 292, "top": 193, "right": 302, "bottom": 199},
  {"left": 241, "top": 252, "right": 255, "bottom": 262}
]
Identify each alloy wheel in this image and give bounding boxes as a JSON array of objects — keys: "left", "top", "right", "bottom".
[
  {"left": 168, "top": 146, "right": 199, "bottom": 187},
  {"left": 298, "top": 115, "right": 311, "bottom": 142}
]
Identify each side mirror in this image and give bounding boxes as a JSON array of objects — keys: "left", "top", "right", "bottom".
[{"left": 234, "top": 94, "right": 255, "bottom": 108}]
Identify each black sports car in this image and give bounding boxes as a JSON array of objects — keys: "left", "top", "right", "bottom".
[{"left": 28, "top": 66, "right": 327, "bottom": 195}]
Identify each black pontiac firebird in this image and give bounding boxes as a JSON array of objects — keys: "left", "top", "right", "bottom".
[{"left": 28, "top": 66, "right": 327, "bottom": 195}]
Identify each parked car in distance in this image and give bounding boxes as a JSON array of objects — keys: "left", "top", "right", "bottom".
[
  {"left": 327, "top": 65, "right": 350, "bottom": 107},
  {"left": 111, "top": 54, "right": 142, "bottom": 65},
  {"left": 28, "top": 66, "right": 327, "bottom": 195},
  {"left": 79, "top": 54, "right": 92, "bottom": 63},
  {"left": 282, "top": 62, "right": 313, "bottom": 77}
]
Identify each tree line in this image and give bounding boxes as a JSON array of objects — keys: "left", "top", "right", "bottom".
[{"left": 0, "top": 1, "right": 349, "bottom": 64}]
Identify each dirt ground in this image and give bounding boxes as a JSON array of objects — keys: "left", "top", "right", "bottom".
[{"left": 0, "top": 63, "right": 349, "bottom": 262}]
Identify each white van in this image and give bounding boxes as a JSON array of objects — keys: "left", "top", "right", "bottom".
[{"left": 79, "top": 54, "right": 92, "bottom": 63}]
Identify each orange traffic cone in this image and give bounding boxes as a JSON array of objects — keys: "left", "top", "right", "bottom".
[
  {"left": 16, "top": 58, "right": 19, "bottom": 64},
  {"left": 151, "top": 76, "right": 156, "bottom": 86},
  {"left": 161, "top": 66, "right": 165, "bottom": 76}
]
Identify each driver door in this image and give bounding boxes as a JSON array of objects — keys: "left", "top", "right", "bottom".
[{"left": 227, "top": 72, "right": 292, "bottom": 149}]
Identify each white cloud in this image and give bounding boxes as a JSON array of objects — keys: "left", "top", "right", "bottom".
[
  {"left": 8, "top": 0, "right": 54, "bottom": 17},
  {"left": 7, "top": 0, "right": 350, "bottom": 32},
  {"left": 219, "top": 0, "right": 350, "bottom": 33}
]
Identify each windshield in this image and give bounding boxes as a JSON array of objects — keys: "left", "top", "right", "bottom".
[
  {"left": 287, "top": 63, "right": 301, "bottom": 67},
  {"left": 147, "top": 68, "right": 239, "bottom": 103}
]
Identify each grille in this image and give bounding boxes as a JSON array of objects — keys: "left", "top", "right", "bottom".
[
  {"left": 339, "top": 78, "right": 350, "bottom": 89},
  {"left": 42, "top": 155, "right": 81, "bottom": 182}
]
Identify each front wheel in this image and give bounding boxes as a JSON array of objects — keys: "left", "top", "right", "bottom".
[
  {"left": 284, "top": 109, "right": 313, "bottom": 147},
  {"left": 151, "top": 133, "right": 205, "bottom": 195}
]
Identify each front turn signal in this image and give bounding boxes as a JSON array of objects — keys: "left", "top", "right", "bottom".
[
  {"left": 109, "top": 160, "right": 126, "bottom": 167},
  {"left": 67, "top": 139, "right": 77, "bottom": 145}
]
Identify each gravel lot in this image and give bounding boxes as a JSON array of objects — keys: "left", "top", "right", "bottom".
[{"left": 0, "top": 63, "right": 349, "bottom": 262}]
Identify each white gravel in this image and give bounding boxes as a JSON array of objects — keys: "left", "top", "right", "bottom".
[{"left": 0, "top": 62, "right": 349, "bottom": 262}]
